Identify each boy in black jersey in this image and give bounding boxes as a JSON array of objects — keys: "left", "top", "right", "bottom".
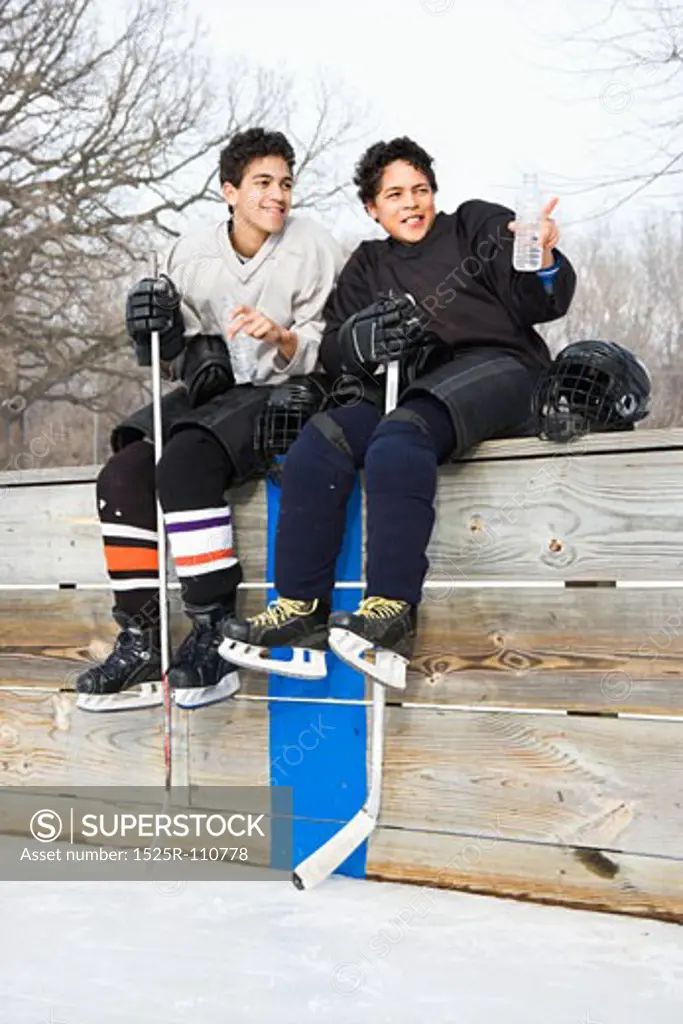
[{"left": 221, "top": 137, "right": 576, "bottom": 686}]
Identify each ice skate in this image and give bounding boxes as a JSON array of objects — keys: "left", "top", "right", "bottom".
[
  {"left": 328, "top": 596, "right": 416, "bottom": 691},
  {"left": 218, "top": 597, "right": 329, "bottom": 679},
  {"left": 170, "top": 602, "right": 240, "bottom": 710},
  {"left": 76, "top": 610, "right": 163, "bottom": 712}
]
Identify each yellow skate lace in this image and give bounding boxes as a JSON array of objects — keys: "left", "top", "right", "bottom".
[
  {"left": 356, "top": 597, "right": 407, "bottom": 620},
  {"left": 250, "top": 597, "right": 317, "bottom": 629}
]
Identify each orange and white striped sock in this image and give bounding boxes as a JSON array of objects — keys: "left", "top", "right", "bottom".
[{"left": 103, "top": 523, "right": 159, "bottom": 592}]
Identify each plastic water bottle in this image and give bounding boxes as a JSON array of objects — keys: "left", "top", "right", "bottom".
[
  {"left": 512, "top": 173, "right": 543, "bottom": 272},
  {"left": 219, "top": 294, "right": 256, "bottom": 383},
  {"left": 228, "top": 331, "right": 255, "bottom": 384}
]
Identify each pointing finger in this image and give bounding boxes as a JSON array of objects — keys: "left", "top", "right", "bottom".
[{"left": 542, "top": 196, "right": 559, "bottom": 218}]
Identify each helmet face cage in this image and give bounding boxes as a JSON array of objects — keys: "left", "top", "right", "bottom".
[
  {"left": 254, "top": 378, "right": 329, "bottom": 482},
  {"left": 534, "top": 342, "right": 651, "bottom": 443}
]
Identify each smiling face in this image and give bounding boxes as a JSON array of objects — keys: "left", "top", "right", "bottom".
[
  {"left": 222, "top": 155, "right": 293, "bottom": 236},
  {"left": 365, "top": 160, "right": 437, "bottom": 244}
]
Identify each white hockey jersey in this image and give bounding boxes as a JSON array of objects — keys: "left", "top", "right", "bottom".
[{"left": 164, "top": 216, "right": 345, "bottom": 385}]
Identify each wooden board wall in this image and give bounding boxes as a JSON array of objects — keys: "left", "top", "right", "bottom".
[
  {"left": 3, "top": 587, "right": 683, "bottom": 715},
  {"left": 2, "top": 428, "right": 683, "bottom": 921},
  {"left": 4, "top": 428, "right": 683, "bottom": 585}
]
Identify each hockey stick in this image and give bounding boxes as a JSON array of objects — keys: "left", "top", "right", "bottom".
[
  {"left": 292, "top": 360, "right": 399, "bottom": 890},
  {"left": 150, "top": 250, "right": 173, "bottom": 793},
  {"left": 75, "top": 261, "right": 169, "bottom": 716}
]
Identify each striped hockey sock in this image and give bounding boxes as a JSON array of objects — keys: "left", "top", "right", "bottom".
[
  {"left": 102, "top": 521, "right": 160, "bottom": 624},
  {"left": 164, "top": 505, "right": 240, "bottom": 607}
]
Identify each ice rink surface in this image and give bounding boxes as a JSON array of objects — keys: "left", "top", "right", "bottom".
[{"left": 1, "top": 875, "right": 681, "bottom": 1023}]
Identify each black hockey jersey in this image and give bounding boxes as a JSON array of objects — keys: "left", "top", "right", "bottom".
[{"left": 320, "top": 200, "right": 576, "bottom": 379}]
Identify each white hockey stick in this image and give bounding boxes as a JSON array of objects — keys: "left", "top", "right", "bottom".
[
  {"left": 293, "top": 678, "right": 385, "bottom": 889},
  {"left": 292, "top": 360, "right": 399, "bottom": 890},
  {"left": 76, "top": 255, "right": 168, "bottom": 717},
  {"left": 150, "top": 252, "right": 173, "bottom": 791}
]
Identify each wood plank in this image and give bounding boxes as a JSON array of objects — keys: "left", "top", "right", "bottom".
[
  {"left": 5, "top": 434, "right": 683, "bottom": 588},
  {"left": 0, "top": 589, "right": 265, "bottom": 690},
  {"left": 367, "top": 828, "right": 683, "bottom": 922},
  {"left": 0, "top": 589, "right": 123, "bottom": 647},
  {"left": 4, "top": 587, "right": 683, "bottom": 716},
  {"left": 5, "top": 687, "right": 677, "bottom": 861},
  {"left": 0, "top": 478, "right": 267, "bottom": 585},
  {"left": 6, "top": 449, "right": 683, "bottom": 587},
  {"left": 0, "top": 589, "right": 269, "bottom": 647},
  {"left": 461, "top": 425, "right": 683, "bottom": 462},
  {"left": 3, "top": 685, "right": 682, "bottom": 920},
  {"left": 379, "top": 707, "right": 683, "bottom": 858},
  {"left": 1, "top": 426, "right": 681, "bottom": 489},
  {"left": 428, "top": 448, "right": 683, "bottom": 580},
  {"left": 230, "top": 479, "right": 267, "bottom": 582},
  {"left": 185, "top": 700, "right": 269, "bottom": 788},
  {"left": 171, "top": 698, "right": 683, "bottom": 860},
  {"left": 1, "top": 482, "right": 109, "bottom": 585},
  {"left": 0, "top": 690, "right": 163, "bottom": 786},
  {"left": 187, "top": 697, "right": 683, "bottom": 918},
  {"left": 406, "top": 587, "right": 683, "bottom": 713},
  {"left": 0, "top": 465, "right": 99, "bottom": 487}
]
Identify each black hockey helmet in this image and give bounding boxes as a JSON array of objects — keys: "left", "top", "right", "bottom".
[
  {"left": 255, "top": 374, "right": 331, "bottom": 479},
  {"left": 533, "top": 340, "right": 651, "bottom": 442}
]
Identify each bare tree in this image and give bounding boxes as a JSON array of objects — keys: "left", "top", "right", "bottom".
[
  {"left": 545, "top": 214, "right": 683, "bottom": 426},
  {"left": 0, "top": 0, "right": 365, "bottom": 449},
  {"left": 552, "top": 0, "right": 683, "bottom": 214}
]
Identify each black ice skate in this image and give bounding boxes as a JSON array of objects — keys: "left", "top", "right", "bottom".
[
  {"left": 76, "top": 610, "right": 162, "bottom": 712},
  {"left": 218, "top": 597, "right": 330, "bottom": 679},
  {"left": 170, "top": 602, "right": 240, "bottom": 710},
  {"left": 328, "top": 597, "right": 417, "bottom": 691}
]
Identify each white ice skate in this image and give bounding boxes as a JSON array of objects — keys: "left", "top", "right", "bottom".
[
  {"left": 169, "top": 604, "right": 241, "bottom": 710},
  {"left": 327, "top": 597, "right": 415, "bottom": 691},
  {"left": 77, "top": 682, "right": 163, "bottom": 713},
  {"left": 173, "top": 673, "right": 240, "bottom": 710},
  {"left": 218, "top": 597, "right": 329, "bottom": 680},
  {"left": 75, "top": 613, "right": 164, "bottom": 713}
]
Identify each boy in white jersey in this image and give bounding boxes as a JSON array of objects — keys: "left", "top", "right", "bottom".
[{"left": 77, "top": 128, "right": 344, "bottom": 712}]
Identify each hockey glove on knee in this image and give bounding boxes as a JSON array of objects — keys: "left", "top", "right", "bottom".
[{"left": 337, "top": 292, "right": 430, "bottom": 377}]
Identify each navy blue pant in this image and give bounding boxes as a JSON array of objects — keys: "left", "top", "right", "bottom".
[
  {"left": 275, "top": 397, "right": 455, "bottom": 606},
  {"left": 275, "top": 346, "right": 540, "bottom": 606}
]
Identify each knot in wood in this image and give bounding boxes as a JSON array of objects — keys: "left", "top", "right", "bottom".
[
  {"left": 0, "top": 723, "right": 20, "bottom": 750},
  {"left": 542, "top": 537, "right": 576, "bottom": 569},
  {"left": 52, "top": 693, "right": 73, "bottom": 731},
  {"left": 498, "top": 648, "right": 534, "bottom": 671}
]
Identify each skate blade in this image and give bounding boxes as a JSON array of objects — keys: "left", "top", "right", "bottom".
[
  {"left": 217, "top": 638, "right": 327, "bottom": 680},
  {"left": 328, "top": 628, "right": 407, "bottom": 690},
  {"left": 76, "top": 682, "right": 163, "bottom": 713},
  {"left": 174, "top": 670, "right": 241, "bottom": 710}
]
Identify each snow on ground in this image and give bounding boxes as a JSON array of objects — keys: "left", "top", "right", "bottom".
[{"left": 0, "top": 876, "right": 681, "bottom": 1023}]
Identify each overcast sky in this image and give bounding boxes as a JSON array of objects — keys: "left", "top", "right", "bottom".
[{"left": 177, "top": 0, "right": 678, "bottom": 241}]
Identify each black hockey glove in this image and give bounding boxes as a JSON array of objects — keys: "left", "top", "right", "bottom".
[
  {"left": 337, "top": 292, "right": 430, "bottom": 376},
  {"left": 126, "top": 275, "right": 186, "bottom": 366},
  {"left": 180, "top": 334, "right": 235, "bottom": 408}
]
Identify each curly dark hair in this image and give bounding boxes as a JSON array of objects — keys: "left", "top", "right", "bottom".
[
  {"left": 353, "top": 137, "right": 438, "bottom": 205},
  {"left": 219, "top": 128, "right": 296, "bottom": 187}
]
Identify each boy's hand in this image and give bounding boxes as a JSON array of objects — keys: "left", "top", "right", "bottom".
[{"left": 227, "top": 305, "right": 298, "bottom": 362}]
